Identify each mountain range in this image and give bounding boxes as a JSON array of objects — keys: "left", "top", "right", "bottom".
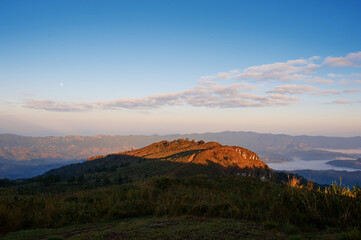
[{"left": 1, "top": 131, "right": 360, "bottom": 181}]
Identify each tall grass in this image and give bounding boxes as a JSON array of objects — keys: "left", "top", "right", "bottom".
[{"left": 1, "top": 175, "right": 361, "bottom": 235}]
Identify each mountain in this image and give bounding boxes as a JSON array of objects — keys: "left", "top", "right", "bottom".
[
  {"left": 0, "top": 134, "right": 164, "bottom": 179},
  {"left": 41, "top": 139, "right": 272, "bottom": 183},
  {"left": 291, "top": 169, "right": 361, "bottom": 186},
  {"left": 1, "top": 131, "right": 360, "bottom": 179},
  {"left": 327, "top": 158, "right": 361, "bottom": 169},
  {"left": 0, "top": 134, "right": 162, "bottom": 161},
  {"left": 0, "top": 157, "right": 80, "bottom": 180}
]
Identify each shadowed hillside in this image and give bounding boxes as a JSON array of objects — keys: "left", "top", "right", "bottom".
[{"left": 41, "top": 139, "right": 272, "bottom": 184}]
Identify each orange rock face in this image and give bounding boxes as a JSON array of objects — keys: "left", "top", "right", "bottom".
[{"left": 191, "top": 146, "right": 267, "bottom": 169}]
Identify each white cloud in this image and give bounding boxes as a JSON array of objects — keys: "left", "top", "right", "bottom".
[
  {"left": 200, "top": 72, "right": 231, "bottom": 80},
  {"left": 25, "top": 100, "right": 94, "bottom": 112},
  {"left": 328, "top": 73, "right": 344, "bottom": 78},
  {"left": 234, "top": 59, "right": 319, "bottom": 82},
  {"left": 339, "top": 79, "right": 361, "bottom": 85},
  {"left": 332, "top": 100, "right": 350, "bottom": 104},
  {"left": 267, "top": 85, "right": 317, "bottom": 95},
  {"left": 201, "top": 56, "right": 321, "bottom": 83},
  {"left": 266, "top": 84, "right": 357, "bottom": 96},
  {"left": 25, "top": 51, "right": 361, "bottom": 113},
  {"left": 25, "top": 81, "right": 298, "bottom": 112},
  {"left": 343, "top": 88, "right": 361, "bottom": 93},
  {"left": 202, "top": 52, "right": 361, "bottom": 84},
  {"left": 323, "top": 51, "right": 361, "bottom": 67},
  {"left": 319, "top": 89, "right": 341, "bottom": 96},
  {"left": 306, "top": 77, "right": 334, "bottom": 84}
]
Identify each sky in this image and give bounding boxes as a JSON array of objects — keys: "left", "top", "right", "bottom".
[{"left": 0, "top": 0, "right": 361, "bottom": 137}]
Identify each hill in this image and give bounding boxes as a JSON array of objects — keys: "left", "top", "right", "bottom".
[
  {"left": 40, "top": 139, "right": 272, "bottom": 185},
  {"left": 291, "top": 169, "right": 361, "bottom": 186},
  {"left": 327, "top": 158, "right": 361, "bottom": 169},
  {"left": 122, "top": 139, "right": 267, "bottom": 169}
]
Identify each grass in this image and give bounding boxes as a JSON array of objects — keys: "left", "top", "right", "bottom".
[
  {"left": 2, "top": 221, "right": 114, "bottom": 240},
  {"left": 2, "top": 216, "right": 345, "bottom": 240},
  {"left": 2, "top": 175, "right": 361, "bottom": 238}
]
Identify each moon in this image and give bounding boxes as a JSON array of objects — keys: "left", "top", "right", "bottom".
[{"left": 59, "top": 82, "right": 64, "bottom": 87}]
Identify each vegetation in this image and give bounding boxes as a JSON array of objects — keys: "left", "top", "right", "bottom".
[
  {"left": 2, "top": 140, "right": 361, "bottom": 239},
  {"left": 2, "top": 175, "right": 361, "bottom": 238}
]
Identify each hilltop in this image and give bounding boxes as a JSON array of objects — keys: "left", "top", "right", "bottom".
[
  {"left": 41, "top": 139, "right": 272, "bottom": 184},
  {"left": 122, "top": 139, "right": 266, "bottom": 168}
]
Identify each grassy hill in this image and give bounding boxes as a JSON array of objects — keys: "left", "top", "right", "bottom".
[
  {"left": 27, "top": 139, "right": 275, "bottom": 190},
  {"left": 2, "top": 175, "right": 361, "bottom": 239},
  {"left": 1, "top": 139, "right": 361, "bottom": 239}
]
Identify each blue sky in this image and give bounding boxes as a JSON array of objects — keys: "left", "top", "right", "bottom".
[{"left": 1, "top": 0, "right": 361, "bottom": 137}]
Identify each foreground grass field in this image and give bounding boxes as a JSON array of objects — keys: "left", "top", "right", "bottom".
[
  {"left": 4, "top": 216, "right": 359, "bottom": 240},
  {"left": 2, "top": 175, "right": 361, "bottom": 239}
]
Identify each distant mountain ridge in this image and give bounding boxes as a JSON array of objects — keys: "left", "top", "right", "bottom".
[
  {"left": 291, "top": 169, "right": 361, "bottom": 186},
  {"left": 327, "top": 158, "right": 361, "bottom": 169},
  {"left": 1, "top": 131, "right": 360, "bottom": 179}
]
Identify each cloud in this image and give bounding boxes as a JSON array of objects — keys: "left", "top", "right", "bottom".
[
  {"left": 338, "top": 73, "right": 361, "bottom": 85},
  {"left": 266, "top": 84, "right": 359, "bottom": 96},
  {"left": 332, "top": 100, "right": 350, "bottom": 104},
  {"left": 202, "top": 52, "right": 361, "bottom": 84},
  {"left": 339, "top": 79, "right": 361, "bottom": 85},
  {"left": 234, "top": 58, "right": 319, "bottom": 82},
  {"left": 25, "top": 81, "right": 298, "bottom": 112},
  {"left": 328, "top": 73, "right": 344, "bottom": 78},
  {"left": 323, "top": 51, "right": 361, "bottom": 67},
  {"left": 318, "top": 89, "right": 341, "bottom": 96},
  {"left": 306, "top": 77, "right": 334, "bottom": 84},
  {"left": 24, "top": 100, "right": 95, "bottom": 112},
  {"left": 200, "top": 72, "right": 231, "bottom": 80},
  {"left": 343, "top": 88, "right": 361, "bottom": 93},
  {"left": 200, "top": 56, "right": 322, "bottom": 83},
  {"left": 267, "top": 85, "right": 317, "bottom": 95},
  {"left": 25, "top": 51, "right": 361, "bottom": 113}
]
